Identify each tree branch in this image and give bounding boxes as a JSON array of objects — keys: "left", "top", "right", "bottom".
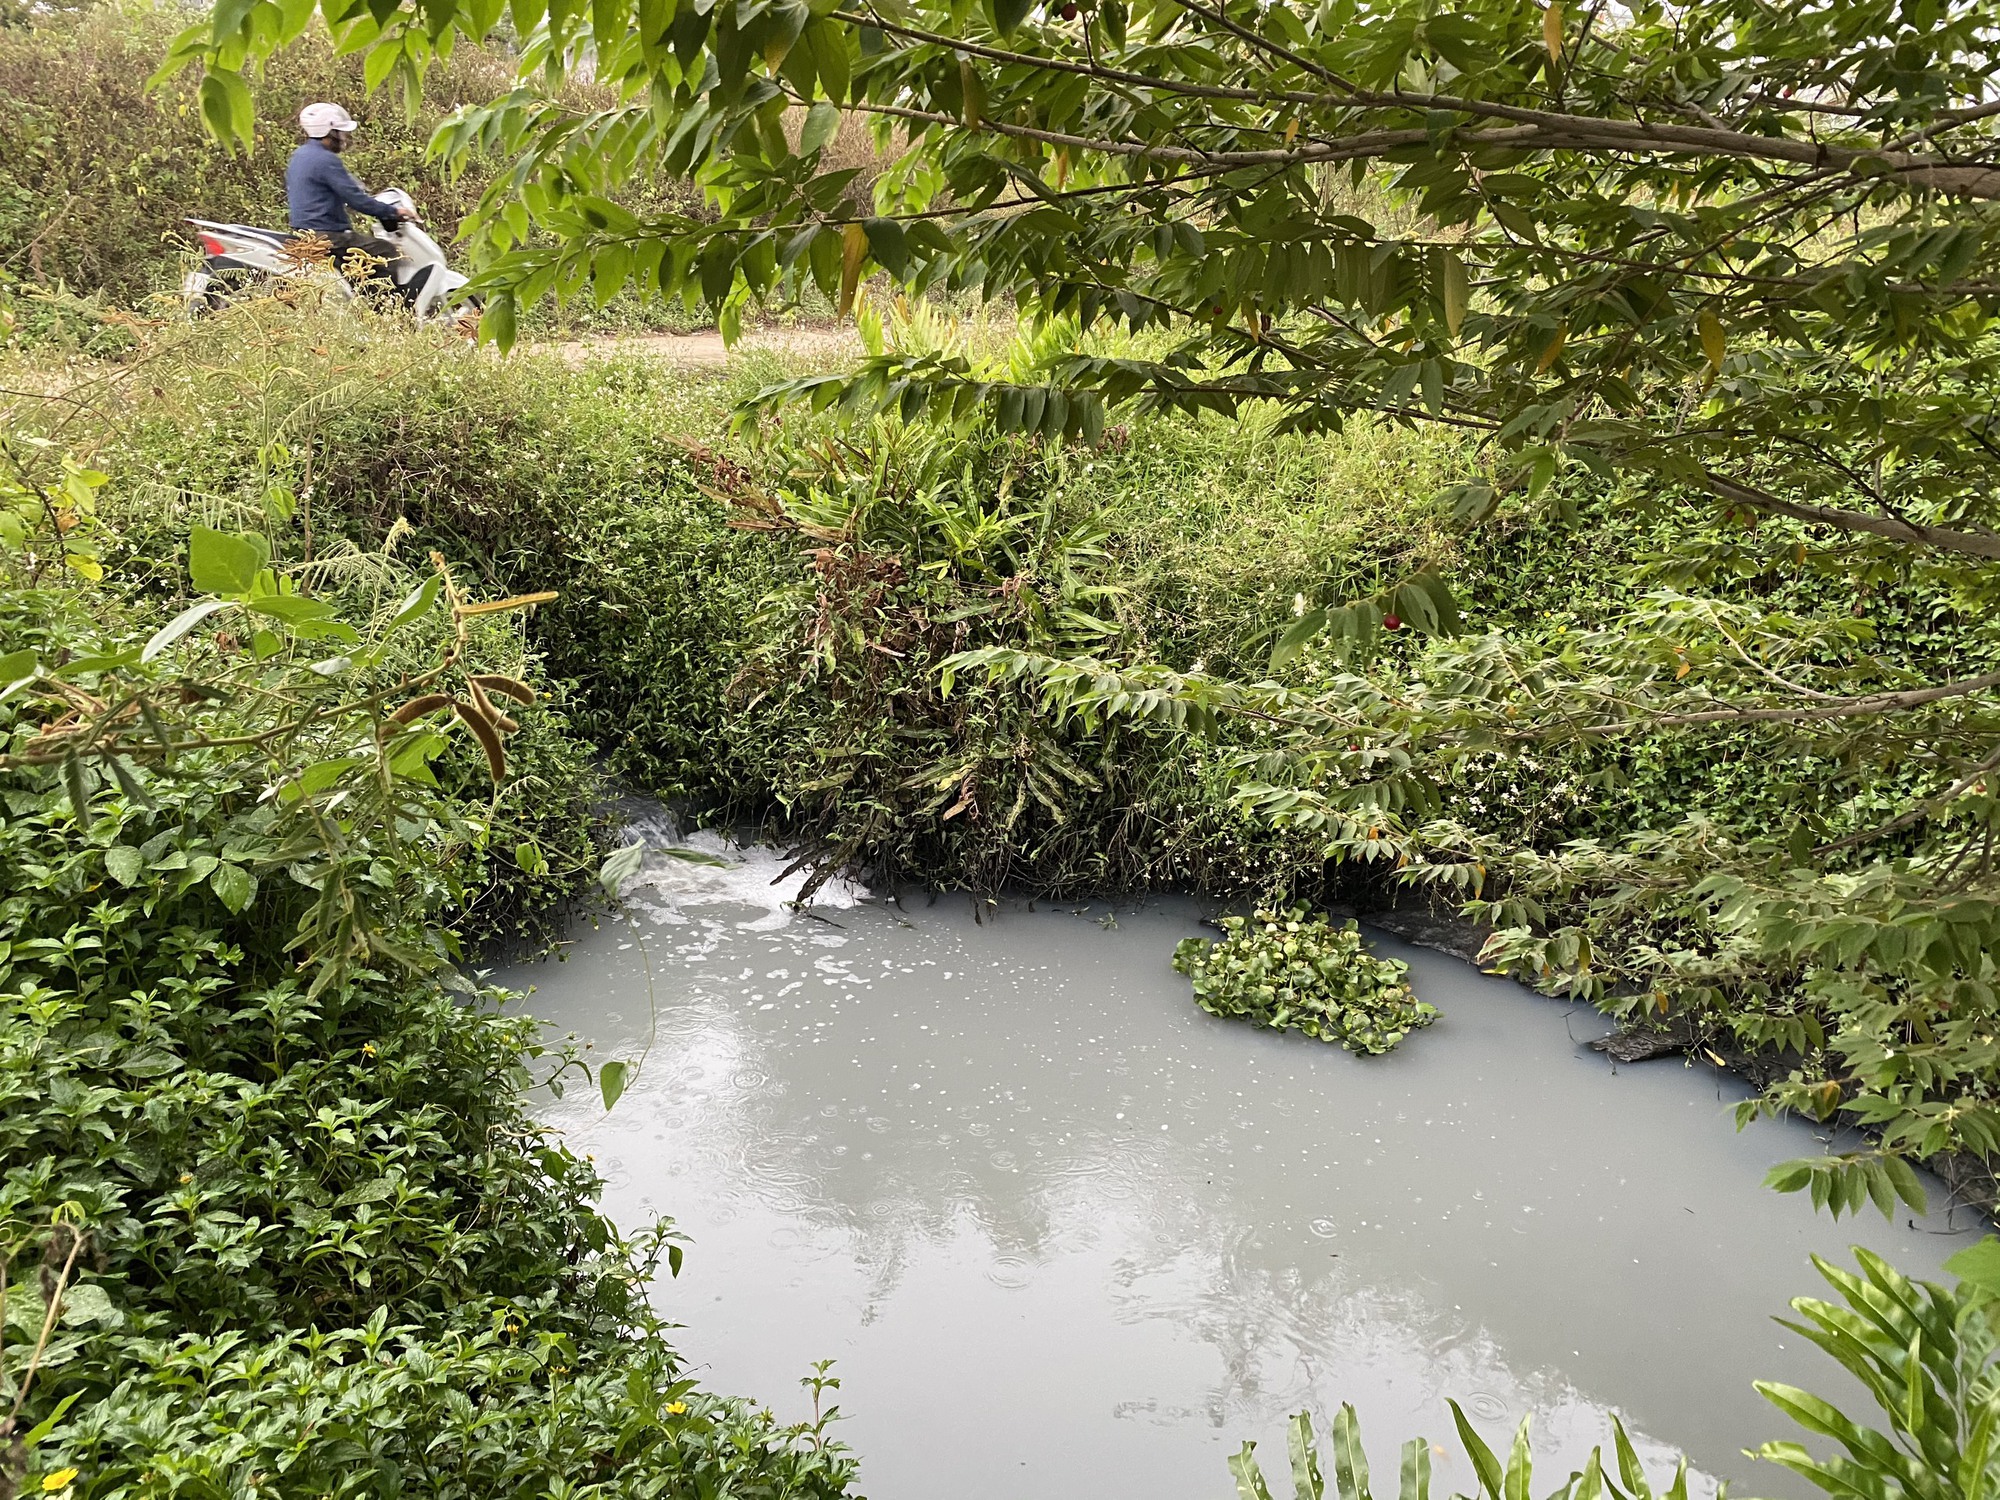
[
  {"left": 1571, "top": 670, "right": 2000, "bottom": 735},
  {"left": 837, "top": 9, "right": 2000, "bottom": 196},
  {"left": 1704, "top": 472, "right": 2000, "bottom": 561}
]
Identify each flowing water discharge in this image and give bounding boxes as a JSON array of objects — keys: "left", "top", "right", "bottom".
[{"left": 507, "top": 832, "right": 1979, "bottom": 1500}]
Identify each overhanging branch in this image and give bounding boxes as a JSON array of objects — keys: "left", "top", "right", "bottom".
[
  {"left": 839, "top": 8, "right": 2000, "bottom": 198},
  {"left": 1704, "top": 472, "right": 2000, "bottom": 561}
]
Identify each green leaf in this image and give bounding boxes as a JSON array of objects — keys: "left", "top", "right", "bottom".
[
  {"left": 198, "top": 68, "right": 255, "bottom": 150},
  {"left": 480, "top": 293, "right": 519, "bottom": 352},
  {"left": 1448, "top": 1400, "right": 1504, "bottom": 1500},
  {"left": 1609, "top": 1416, "right": 1649, "bottom": 1500},
  {"left": 802, "top": 17, "right": 847, "bottom": 101},
  {"left": 515, "top": 840, "right": 550, "bottom": 877},
  {"left": 104, "top": 756, "right": 154, "bottom": 810},
  {"left": 21, "top": 1391, "right": 81, "bottom": 1448},
  {"left": 1947, "top": 1236, "right": 2000, "bottom": 1298},
  {"left": 600, "top": 839, "right": 647, "bottom": 896},
  {"left": 187, "top": 527, "right": 268, "bottom": 596},
  {"left": 1397, "top": 1439, "right": 1430, "bottom": 1500},
  {"left": 1271, "top": 608, "right": 1327, "bottom": 669},
  {"left": 1406, "top": 572, "right": 1464, "bottom": 635},
  {"left": 1882, "top": 1155, "right": 1927, "bottom": 1213},
  {"left": 119, "top": 1045, "right": 184, "bottom": 1078},
  {"left": 63, "top": 753, "right": 89, "bottom": 824},
  {"left": 288, "top": 756, "right": 364, "bottom": 801},
  {"left": 862, "top": 219, "right": 908, "bottom": 278},
  {"left": 144, "top": 598, "right": 236, "bottom": 662},
  {"left": 801, "top": 99, "right": 840, "bottom": 153},
  {"left": 1289, "top": 1412, "right": 1325, "bottom": 1500},
  {"left": 387, "top": 730, "right": 449, "bottom": 783},
  {"left": 383, "top": 574, "right": 444, "bottom": 638},
  {"left": 1574, "top": 1448, "right": 1603, "bottom": 1500},
  {"left": 1503, "top": 1417, "right": 1532, "bottom": 1500},
  {"left": 0, "top": 648, "right": 35, "bottom": 687},
  {"left": 104, "top": 845, "right": 145, "bottom": 886},
  {"left": 1232, "top": 1443, "right": 1279, "bottom": 1500},
  {"left": 210, "top": 861, "right": 257, "bottom": 914},
  {"left": 336, "top": 1176, "right": 396, "bottom": 1207},
  {"left": 58, "top": 1282, "right": 119, "bottom": 1328},
  {"left": 1698, "top": 309, "right": 1727, "bottom": 370},
  {"left": 988, "top": 0, "right": 1033, "bottom": 34},
  {"left": 1440, "top": 248, "right": 1469, "bottom": 337},
  {"left": 1904, "top": 1329, "right": 1923, "bottom": 1435},
  {"left": 600, "top": 1058, "right": 630, "bottom": 1110},
  {"left": 1763, "top": 1158, "right": 1815, "bottom": 1194},
  {"left": 1331, "top": 1404, "right": 1373, "bottom": 1500},
  {"left": 243, "top": 593, "right": 337, "bottom": 623}
]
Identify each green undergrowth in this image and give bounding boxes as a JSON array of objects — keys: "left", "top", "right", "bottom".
[
  {"left": 0, "top": 4, "right": 715, "bottom": 341},
  {"left": 28, "top": 308, "right": 1972, "bottom": 904},
  {"left": 0, "top": 538, "right": 856, "bottom": 1496}
]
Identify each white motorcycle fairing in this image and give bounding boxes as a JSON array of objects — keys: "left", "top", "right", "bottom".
[{"left": 183, "top": 188, "right": 472, "bottom": 324}]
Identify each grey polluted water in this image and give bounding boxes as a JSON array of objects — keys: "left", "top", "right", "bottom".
[{"left": 506, "top": 829, "right": 1976, "bottom": 1500}]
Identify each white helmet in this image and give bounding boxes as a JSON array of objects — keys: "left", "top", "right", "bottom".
[{"left": 299, "top": 102, "right": 358, "bottom": 138}]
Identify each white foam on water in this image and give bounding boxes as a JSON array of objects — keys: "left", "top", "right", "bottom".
[{"left": 616, "top": 813, "right": 869, "bottom": 931}]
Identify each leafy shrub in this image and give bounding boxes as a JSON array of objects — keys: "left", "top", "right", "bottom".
[
  {"left": 1174, "top": 907, "right": 1437, "bottom": 1055},
  {"left": 0, "top": 282, "right": 140, "bottom": 359},
  {"left": 0, "top": 431, "right": 854, "bottom": 1497}
]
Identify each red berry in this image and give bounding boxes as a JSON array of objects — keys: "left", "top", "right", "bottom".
[
  {"left": 1383, "top": 613, "right": 1403, "bottom": 631},
  {"left": 1060, "top": 3, "right": 1077, "bottom": 15}
]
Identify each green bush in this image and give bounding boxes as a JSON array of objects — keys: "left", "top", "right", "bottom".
[
  {"left": 1174, "top": 907, "right": 1437, "bottom": 1055},
  {"left": 28, "top": 307, "right": 1937, "bottom": 913},
  {"left": 0, "top": 518, "right": 856, "bottom": 1496},
  {"left": 0, "top": 283, "right": 140, "bottom": 360}
]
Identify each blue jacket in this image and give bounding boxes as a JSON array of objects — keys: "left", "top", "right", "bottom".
[{"left": 285, "top": 141, "right": 400, "bottom": 236}]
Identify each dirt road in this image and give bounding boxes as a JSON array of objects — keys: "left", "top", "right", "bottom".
[{"left": 551, "top": 325, "right": 859, "bottom": 368}]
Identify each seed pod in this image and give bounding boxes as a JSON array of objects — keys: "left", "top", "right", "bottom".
[
  {"left": 466, "top": 677, "right": 502, "bottom": 727},
  {"left": 469, "top": 673, "right": 536, "bottom": 706},
  {"left": 466, "top": 679, "right": 522, "bottom": 736},
  {"left": 386, "top": 693, "right": 452, "bottom": 726},
  {"left": 451, "top": 699, "right": 507, "bottom": 782}
]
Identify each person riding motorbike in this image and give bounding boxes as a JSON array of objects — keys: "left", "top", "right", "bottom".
[{"left": 285, "top": 103, "right": 417, "bottom": 293}]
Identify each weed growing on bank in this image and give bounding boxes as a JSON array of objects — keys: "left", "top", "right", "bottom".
[{"left": 19, "top": 306, "right": 2000, "bottom": 1205}]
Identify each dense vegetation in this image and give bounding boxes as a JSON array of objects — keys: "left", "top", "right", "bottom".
[
  {"left": 23, "top": 301, "right": 1996, "bottom": 1166},
  {"left": 7, "top": 0, "right": 2000, "bottom": 1487},
  {"left": 0, "top": 322, "right": 863, "bottom": 1496},
  {"left": 4, "top": 292, "right": 1996, "bottom": 1500}
]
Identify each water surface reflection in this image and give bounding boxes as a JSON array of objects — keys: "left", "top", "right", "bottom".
[{"left": 511, "top": 849, "right": 1975, "bottom": 1500}]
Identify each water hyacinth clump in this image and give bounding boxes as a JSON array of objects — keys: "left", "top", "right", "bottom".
[{"left": 1173, "top": 907, "right": 1438, "bottom": 1055}]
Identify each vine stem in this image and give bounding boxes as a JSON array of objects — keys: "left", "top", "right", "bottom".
[{"left": 1, "top": 1224, "right": 85, "bottom": 1450}]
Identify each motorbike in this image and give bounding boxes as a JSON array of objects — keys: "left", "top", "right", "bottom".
[{"left": 183, "top": 188, "right": 474, "bottom": 324}]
